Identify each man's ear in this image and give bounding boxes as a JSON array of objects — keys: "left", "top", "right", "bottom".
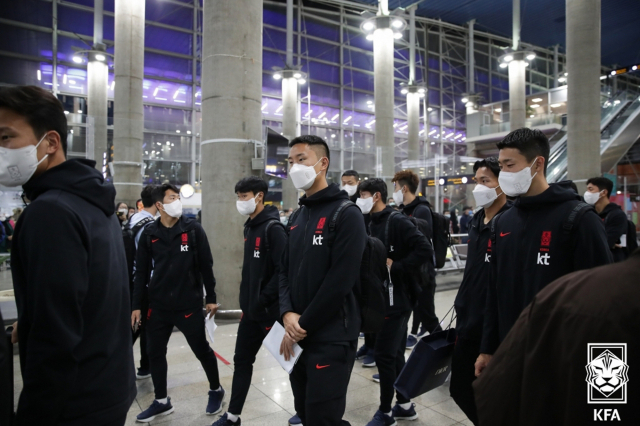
[{"left": 43, "top": 130, "right": 62, "bottom": 156}]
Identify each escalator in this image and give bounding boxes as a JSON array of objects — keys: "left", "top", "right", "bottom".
[{"left": 547, "top": 92, "right": 640, "bottom": 183}]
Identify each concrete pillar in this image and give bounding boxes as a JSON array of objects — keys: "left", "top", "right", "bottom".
[
  {"left": 87, "top": 59, "right": 108, "bottom": 165},
  {"left": 281, "top": 77, "right": 300, "bottom": 210},
  {"left": 373, "top": 26, "right": 395, "bottom": 192},
  {"left": 201, "top": 0, "right": 263, "bottom": 310},
  {"left": 407, "top": 92, "right": 420, "bottom": 173},
  {"left": 113, "top": 0, "right": 145, "bottom": 205},
  {"left": 566, "top": 0, "right": 601, "bottom": 184},
  {"left": 508, "top": 60, "right": 527, "bottom": 130}
]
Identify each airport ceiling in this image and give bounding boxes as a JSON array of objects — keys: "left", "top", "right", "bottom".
[{"left": 308, "top": 0, "right": 640, "bottom": 68}]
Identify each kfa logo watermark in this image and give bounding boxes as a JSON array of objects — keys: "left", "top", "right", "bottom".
[{"left": 586, "top": 343, "right": 629, "bottom": 421}]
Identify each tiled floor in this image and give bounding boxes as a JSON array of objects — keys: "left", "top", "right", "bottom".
[{"left": 12, "top": 288, "right": 468, "bottom": 426}]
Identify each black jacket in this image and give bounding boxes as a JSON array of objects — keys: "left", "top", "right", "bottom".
[
  {"left": 241, "top": 206, "right": 287, "bottom": 321},
  {"left": 279, "top": 184, "right": 367, "bottom": 344},
  {"left": 133, "top": 215, "right": 216, "bottom": 311},
  {"left": 481, "top": 182, "right": 613, "bottom": 354},
  {"left": 12, "top": 159, "right": 136, "bottom": 425},
  {"left": 599, "top": 202, "right": 629, "bottom": 262},
  {"left": 369, "top": 206, "right": 432, "bottom": 315},
  {"left": 454, "top": 203, "right": 511, "bottom": 342},
  {"left": 401, "top": 196, "right": 433, "bottom": 238}
]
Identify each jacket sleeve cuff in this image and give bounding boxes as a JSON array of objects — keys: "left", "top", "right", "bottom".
[{"left": 205, "top": 295, "right": 217, "bottom": 305}]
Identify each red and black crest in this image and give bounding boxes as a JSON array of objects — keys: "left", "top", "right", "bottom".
[
  {"left": 255, "top": 237, "right": 261, "bottom": 250},
  {"left": 317, "top": 217, "right": 326, "bottom": 230},
  {"left": 181, "top": 233, "right": 189, "bottom": 245},
  {"left": 541, "top": 231, "right": 552, "bottom": 247}
]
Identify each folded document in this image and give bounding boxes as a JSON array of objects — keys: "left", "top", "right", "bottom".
[{"left": 262, "top": 321, "right": 303, "bottom": 374}]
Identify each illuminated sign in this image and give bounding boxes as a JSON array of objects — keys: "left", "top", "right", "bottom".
[{"left": 423, "top": 175, "right": 474, "bottom": 187}]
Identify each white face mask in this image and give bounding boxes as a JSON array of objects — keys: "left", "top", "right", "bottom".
[
  {"left": 356, "top": 196, "right": 374, "bottom": 214},
  {"left": 498, "top": 157, "right": 539, "bottom": 197},
  {"left": 289, "top": 158, "right": 324, "bottom": 191},
  {"left": 162, "top": 199, "right": 183, "bottom": 218},
  {"left": 118, "top": 208, "right": 128, "bottom": 216},
  {"left": 342, "top": 184, "right": 358, "bottom": 197},
  {"left": 473, "top": 184, "right": 502, "bottom": 209},
  {"left": 236, "top": 196, "right": 257, "bottom": 216},
  {"left": 0, "top": 133, "right": 49, "bottom": 187},
  {"left": 584, "top": 190, "right": 602, "bottom": 206},
  {"left": 392, "top": 188, "right": 404, "bottom": 206}
]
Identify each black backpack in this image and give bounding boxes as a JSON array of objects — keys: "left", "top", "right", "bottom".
[
  {"left": 627, "top": 220, "right": 638, "bottom": 254},
  {"left": 123, "top": 217, "right": 155, "bottom": 288},
  {"left": 429, "top": 210, "right": 451, "bottom": 268},
  {"left": 288, "top": 202, "right": 387, "bottom": 333}
]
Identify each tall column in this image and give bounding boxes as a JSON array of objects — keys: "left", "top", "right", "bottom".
[
  {"left": 113, "top": 0, "right": 145, "bottom": 204},
  {"left": 406, "top": 6, "right": 419, "bottom": 174},
  {"left": 566, "top": 0, "right": 601, "bottom": 184},
  {"left": 201, "top": 0, "right": 263, "bottom": 310},
  {"left": 87, "top": 0, "right": 107, "bottom": 167},
  {"left": 374, "top": 25, "right": 395, "bottom": 192},
  {"left": 553, "top": 45, "right": 559, "bottom": 88},
  {"left": 508, "top": 0, "right": 526, "bottom": 130},
  {"left": 281, "top": 0, "right": 299, "bottom": 211}
]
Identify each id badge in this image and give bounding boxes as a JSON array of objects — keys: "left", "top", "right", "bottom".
[{"left": 386, "top": 265, "right": 394, "bottom": 306}]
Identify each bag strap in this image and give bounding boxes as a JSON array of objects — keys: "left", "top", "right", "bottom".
[
  {"left": 562, "top": 202, "right": 592, "bottom": 238},
  {"left": 286, "top": 207, "right": 303, "bottom": 233},
  {"left": 328, "top": 200, "right": 354, "bottom": 232},
  {"left": 131, "top": 217, "right": 155, "bottom": 235},
  {"left": 264, "top": 220, "right": 285, "bottom": 251},
  {"left": 490, "top": 211, "right": 506, "bottom": 247},
  {"left": 384, "top": 211, "right": 401, "bottom": 251}
]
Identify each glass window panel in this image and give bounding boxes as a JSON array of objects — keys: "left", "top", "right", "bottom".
[
  {"left": 305, "top": 38, "right": 339, "bottom": 63},
  {"left": 0, "top": 25, "right": 52, "bottom": 58},
  {"left": 303, "top": 17, "right": 339, "bottom": 42},
  {"left": 345, "top": 48, "right": 373, "bottom": 72},
  {"left": 143, "top": 133, "right": 192, "bottom": 161},
  {"left": 0, "top": 58, "right": 43, "bottom": 87},
  {"left": 58, "top": 5, "right": 93, "bottom": 35},
  {"left": 264, "top": 26, "right": 287, "bottom": 51},
  {"left": 145, "top": 27, "right": 192, "bottom": 56},
  {"left": 262, "top": 71, "right": 282, "bottom": 96},
  {"left": 144, "top": 161, "right": 190, "bottom": 185},
  {"left": 145, "top": 4, "right": 193, "bottom": 29},
  {"left": 308, "top": 61, "right": 339, "bottom": 85},
  {"left": 0, "top": 1, "right": 52, "bottom": 26},
  {"left": 308, "top": 82, "right": 340, "bottom": 106},
  {"left": 144, "top": 52, "right": 193, "bottom": 81}
]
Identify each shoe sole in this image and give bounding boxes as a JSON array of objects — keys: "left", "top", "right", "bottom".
[
  {"left": 362, "top": 363, "right": 376, "bottom": 368},
  {"left": 355, "top": 355, "right": 367, "bottom": 360},
  {"left": 136, "top": 407, "right": 174, "bottom": 423},
  {"left": 206, "top": 406, "right": 224, "bottom": 415},
  {"left": 206, "top": 390, "right": 226, "bottom": 415},
  {"left": 372, "top": 378, "right": 380, "bottom": 383},
  {"left": 395, "top": 414, "right": 419, "bottom": 421},
  {"left": 136, "top": 374, "right": 152, "bottom": 380}
]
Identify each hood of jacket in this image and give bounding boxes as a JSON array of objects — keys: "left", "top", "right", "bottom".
[
  {"left": 599, "top": 201, "right": 623, "bottom": 218},
  {"left": 514, "top": 181, "right": 581, "bottom": 211},
  {"left": 298, "top": 183, "right": 349, "bottom": 208},
  {"left": 23, "top": 159, "right": 116, "bottom": 217},
  {"left": 244, "top": 205, "right": 281, "bottom": 228},
  {"left": 403, "top": 195, "right": 431, "bottom": 211}
]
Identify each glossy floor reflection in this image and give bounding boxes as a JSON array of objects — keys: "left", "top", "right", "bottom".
[{"left": 13, "top": 288, "right": 469, "bottom": 426}]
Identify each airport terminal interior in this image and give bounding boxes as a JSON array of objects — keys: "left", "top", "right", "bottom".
[{"left": 1, "top": 0, "right": 639, "bottom": 425}]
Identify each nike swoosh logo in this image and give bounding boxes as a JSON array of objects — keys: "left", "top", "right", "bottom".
[
  {"left": 290, "top": 225, "right": 299, "bottom": 230},
  {"left": 266, "top": 327, "right": 272, "bottom": 331},
  {"left": 152, "top": 238, "right": 160, "bottom": 243},
  {"left": 316, "top": 364, "right": 330, "bottom": 369},
  {"left": 185, "top": 313, "right": 193, "bottom": 318},
  {"left": 500, "top": 232, "right": 511, "bottom": 237}
]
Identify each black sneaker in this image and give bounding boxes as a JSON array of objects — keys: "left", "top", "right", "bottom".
[
  {"left": 366, "top": 410, "right": 397, "bottom": 426},
  {"left": 211, "top": 413, "right": 241, "bottom": 425},
  {"left": 355, "top": 344, "right": 369, "bottom": 360},
  {"left": 136, "top": 367, "right": 151, "bottom": 380},
  {"left": 136, "top": 398, "right": 174, "bottom": 423},
  {"left": 392, "top": 403, "right": 419, "bottom": 421},
  {"left": 206, "top": 387, "right": 226, "bottom": 415},
  {"left": 362, "top": 350, "right": 376, "bottom": 368},
  {"left": 372, "top": 373, "right": 380, "bottom": 383}
]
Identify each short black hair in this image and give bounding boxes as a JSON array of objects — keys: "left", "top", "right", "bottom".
[
  {"left": 473, "top": 157, "right": 501, "bottom": 178},
  {"left": 587, "top": 176, "right": 614, "bottom": 199},
  {"left": 152, "top": 183, "right": 180, "bottom": 205},
  {"left": 289, "top": 135, "right": 330, "bottom": 166},
  {"left": 392, "top": 170, "right": 420, "bottom": 194},
  {"left": 342, "top": 170, "right": 359, "bottom": 180},
  {"left": 140, "top": 185, "right": 156, "bottom": 208},
  {"left": 496, "top": 128, "right": 550, "bottom": 174},
  {"left": 359, "top": 178, "right": 388, "bottom": 202},
  {"left": 235, "top": 176, "right": 268, "bottom": 198},
  {"left": 0, "top": 85, "right": 68, "bottom": 156}
]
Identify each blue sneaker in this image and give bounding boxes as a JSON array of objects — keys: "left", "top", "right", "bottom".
[
  {"left": 362, "top": 350, "right": 376, "bottom": 367},
  {"left": 392, "top": 403, "right": 418, "bottom": 421},
  {"left": 366, "top": 410, "right": 397, "bottom": 426},
  {"left": 372, "top": 373, "right": 380, "bottom": 383},
  {"left": 136, "top": 398, "right": 174, "bottom": 422},
  {"left": 356, "top": 344, "right": 369, "bottom": 360},
  {"left": 406, "top": 335, "right": 417, "bottom": 350},
  {"left": 206, "top": 387, "right": 226, "bottom": 415},
  {"left": 211, "top": 413, "right": 241, "bottom": 425},
  {"left": 289, "top": 413, "right": 303, "bottom": 425}
]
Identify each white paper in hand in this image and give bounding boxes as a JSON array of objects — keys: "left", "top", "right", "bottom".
[
  {"left": 205, "top": 315, "right": 217, "bottom": 344},
  {"left": 262, "top": 321, "right": 303, "bottom": 374}
]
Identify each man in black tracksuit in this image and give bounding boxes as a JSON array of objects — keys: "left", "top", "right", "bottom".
[
  {"left": 279, "top": 135, "right": 367, "bottom": 426},
  {"left": 213, "top": 177, "right": 287, "bottom": 426},
  {"left": 392, "top": 170, "right": 440, "bottom": 347},
  {"left": 476, "top": 128, "right": 613, "bottom": 377},
  {"left": 585, "top": 176, "right": 629, "bottom": 262},
  {"left": 451, "top": 158, "right": 510, "bottom": 425},
  {"left": 2, "top": 86, "right": 135, "bottom": 426},
  {"left": 132, "top": 184, "right": 223, "bottom": 422},
  {"left": 359, "top": 178, "right": 432, "bottom": 426}
]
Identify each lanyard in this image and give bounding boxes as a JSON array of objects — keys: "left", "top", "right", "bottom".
[{"left": 386, "top": 265, "right": 394, "bottom": 306}]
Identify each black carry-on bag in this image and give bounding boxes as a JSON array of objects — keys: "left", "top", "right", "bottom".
[
  {"left": 394, "top": 306, "right": 457, "bottom": 399},
  {"left": 2, "top": 325, "right": 15, "bottom": 426}
]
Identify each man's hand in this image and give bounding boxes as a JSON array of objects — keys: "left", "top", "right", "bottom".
[
  {"left": 131, "top": 310, "right": 141, "bottom": 330},
  {"left": 205, "top": 303, "right": 218, "bottom": 319},
  {"left": 386, "top": 258, "right": 393, "bottom": 268},
  {"left": 10, "top": 321, "right": 17, "bottom": 344},
  {"left": 279, "top": 334, "right": 296, "bottom": 361},
  {"left": 474, "top": 353, "right": 493, "bottom": 377},
  {"left": 283, "top": 312, "right": 307, "bottom": 342}
]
